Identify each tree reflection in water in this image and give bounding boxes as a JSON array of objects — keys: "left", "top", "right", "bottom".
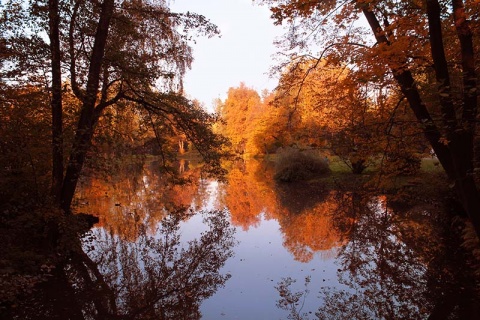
[
  {"left": 222, "top": 159, "right": 344, "bottom": 262},
  {"left": 14, "top": 209, "right": 236, "bottom": 320},
  {"left": 317, "top": 196, "right": 431, "bottom": 319},
  {"left": 206, "top": 159, "right": 478, "bottom": 319},
  {"left": 14, "top": 158, "right": 477, "bottom": 319},
  {"left": 276, "top": 193, "right": 479, "bottom": 319},
  {"left": 75, "top": 160, "right": 208, "bottom": 241}
]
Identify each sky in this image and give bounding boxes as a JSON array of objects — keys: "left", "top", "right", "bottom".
[{"left": 170, "top": 0, "right": 284, "bottom": 111}]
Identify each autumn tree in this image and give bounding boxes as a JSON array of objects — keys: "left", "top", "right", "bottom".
[
  {"left": 259, "top": 0, "right": 480, "bottom": 238},
  {"left": 1, "top": 0, "right": 226, "bottom": 212},
  {"left": 216, "top": 83, "right": 263, "bottom": 155},
  {"left": 242, "top": 90, "right": 295, "bottom": 154},
  {"left": 271, "top": 59, "right": 386, "bottom": 173}
]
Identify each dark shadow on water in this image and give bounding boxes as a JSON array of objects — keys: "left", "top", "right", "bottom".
[
  {"left": 4, "top": 209, "right": 236, "bottom": 320},
  {"left": 274, "top": 181, "right": 331, "bottom": 215},
  {"left": 276, "top": 193, "right": 480, "bottom": 320}
]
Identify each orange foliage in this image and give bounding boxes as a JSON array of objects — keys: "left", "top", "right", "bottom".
[
  {"left": 221, "top": 159, "right": 348, "bottom": 261},
  {"left": 216, "top": 83, "right": 265, "bottom": 155},
  {"left": 276, "top": 192, "right": 343, "bottom": 262},
  {"left": 221, "top": 160, "right": 277, "bottom": 230},
  {"left": 75, "top": 160, "right": 203, "bottom": 241},
  {"left": 266, "top": 187, "right": 361, "bottom": 262}
]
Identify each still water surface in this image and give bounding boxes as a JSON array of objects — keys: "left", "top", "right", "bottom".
[{"left": 73, "top": 158, "right": 478, "bottom": 319}]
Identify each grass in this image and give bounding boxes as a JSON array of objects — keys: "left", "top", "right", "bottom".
[
  {"left": 420, "top": 157, "right": 444, "bottom": 173},
  {"left": 327, "top": 157, "right": 352, "bottom": 173},
  {"left": 282, "top": 154, "right": 449, "bottom": 196}
]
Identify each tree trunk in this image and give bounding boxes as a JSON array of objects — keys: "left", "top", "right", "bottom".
[
  {"left": 361, "top": 1, "right": 480, "bottom": 239},
  {"left": 361, "top": 5, "right": 456, "bottom": 179},
  {"left": 48, "top": 0, "right": 63, "bottom": 204},
  {"left": 61, "top": 0, "right": 115, "bottom": 213},
  {"left": 179, "top": 139, "right": 185, "bottom": 154},
  {"left": 426, "top": 0, "right": 480, "bottom": 238}
]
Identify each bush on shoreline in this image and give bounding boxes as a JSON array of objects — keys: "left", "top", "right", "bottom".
[{"left": 274, "top": 147, "right": 331, "bottom": 182}]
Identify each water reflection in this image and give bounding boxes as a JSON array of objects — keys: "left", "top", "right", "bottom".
[
  {"left": 218, "top": 159, "right": 275, "bottom": 230},
  {"left": 84, "top": 210, "right": 235, "bottom": 319},
  {"left": 220, "top": 160, "right": 344, "bottom": 262},
  {"left": 316, "top": 196, "right": 432, "bottom": 319},
  {"left": 57, "top": 158, "right": 479, "bottom": 319},
  {"left": 217, "top": 159, "right": 478, "bottom": 319},
  {"left": 76, "top": 160, "right": 206, "bottom": 241},
  {"left": 275, "top": 195, "right": 479, "bottom": 319},
  {"left": 10, "top": 209, "right": 235, "bottom": 320}
]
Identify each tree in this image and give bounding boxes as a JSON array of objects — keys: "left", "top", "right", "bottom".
[
  {"left": 216, "top": 83, "right": 263, "bottom": 155},
  {"left": 259, "top": 0, "right": 480, "bottom": 239},
  {"left": 271, "top": 59, "right": 384, "bottom": 173},
  {"left": 0, "top": 86, "right": 52, "bottom": 198},
  {"left": 1, "top": 0, "right": 226, "bottom": 213},
  {"left": 247, "top": 90, "right": 297, "bottom": 154}
]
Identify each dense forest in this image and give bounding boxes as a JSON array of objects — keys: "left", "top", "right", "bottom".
[{"left": 1, "top": 0, "right": 480, "bottom": 318}]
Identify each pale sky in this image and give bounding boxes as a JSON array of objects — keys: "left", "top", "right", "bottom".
[{"left": 170, "top": 0, "right": 284, "bottom": 111}]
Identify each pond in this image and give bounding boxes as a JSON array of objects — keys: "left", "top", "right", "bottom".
[{"left": 68, "top": 158, "right": 478, "bottom": 319}]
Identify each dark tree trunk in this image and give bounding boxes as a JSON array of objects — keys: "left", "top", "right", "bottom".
[
  {"left": 48, "top": 0, "right": 63, "bottom": 204},
  {"left": 351, "top": 160, "right": 366, "bottom": 174},
  {"left": 61, "top": 0, "right": 116, "bottom": 213},
  {"left": 361, "top": 1, "right": 480, "bottom": 239},
  {"left": 452, "top": 0, "right": 477, "bottom": 131},
  {"left": 426, "top": 0, "right": 480, "bottom": 238},
  {"left": 361, "top": 5, "right": 456, "bottom": 179}
]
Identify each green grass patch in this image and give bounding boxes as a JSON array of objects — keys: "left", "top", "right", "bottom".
[
  {"left": 420, "top": 157, "right": 444, "bottom": 173},
  {"left": 327, "top": 156, "right": 352, "bottom": 173}
]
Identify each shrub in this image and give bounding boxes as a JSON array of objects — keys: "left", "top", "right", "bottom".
[{"left": 274, "top": 147, "right": 331, "bottom": 182}]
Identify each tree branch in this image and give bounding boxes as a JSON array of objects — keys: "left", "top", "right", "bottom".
[
  {"left": 69, "top": 0, "right": 85, "bottom": 102},
  {"left": 426, "top": 0, "right": 458, "bottom": 132},
  {"left": 359, "top": 2, "right": 455, "bottom": 178}
]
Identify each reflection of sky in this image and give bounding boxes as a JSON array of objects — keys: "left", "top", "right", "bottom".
[
  {"left": 177, "top": 181, "right": 347, "bottom": 319},
  {"left": 202, "top": 213, "right": 344, "bottom": 319},
  {"left": 78, "top": 163, "right": 436, "bottom": 319}
]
